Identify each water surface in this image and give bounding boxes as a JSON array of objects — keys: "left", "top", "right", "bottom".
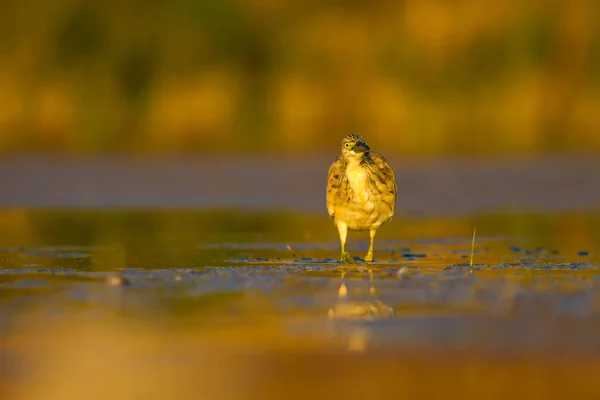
[{"left": 2, "top": 155, "right": 600, "bottom": 398}]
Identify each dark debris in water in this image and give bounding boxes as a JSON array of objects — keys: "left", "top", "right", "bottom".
[{"left": 401, "top": 253, "right": 427, "bottom": 258}]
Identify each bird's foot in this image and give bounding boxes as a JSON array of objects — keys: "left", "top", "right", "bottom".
[
  {"left": 364, "top": 253, "right": 374, "bottom": 263},
  {"left": 341, "top": 252, "right": 355, "bottom": 264}
]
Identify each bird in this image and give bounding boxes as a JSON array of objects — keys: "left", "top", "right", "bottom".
[{"left": 326, "top": 134, "right": 397, "bottom": 263}]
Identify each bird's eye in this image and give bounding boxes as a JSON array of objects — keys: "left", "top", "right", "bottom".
[{"left": 344, "top": 143, "right": 351, "bottom": 148}]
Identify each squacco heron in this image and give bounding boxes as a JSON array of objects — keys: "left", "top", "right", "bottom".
[{"left": 326, "top": 134, "right": 397, "bottom": 263}]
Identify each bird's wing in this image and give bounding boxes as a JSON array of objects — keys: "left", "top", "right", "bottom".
[
  {"left": 326, "top": 155, "right": 344, "bottom": 219},
  {"left": 368, "top": 151, "right": 397, "bottom": 212}
]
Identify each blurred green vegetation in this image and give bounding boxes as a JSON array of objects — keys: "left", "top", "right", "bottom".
[{"left": 0, "top": 0, "right": 599, "bottom": 155}]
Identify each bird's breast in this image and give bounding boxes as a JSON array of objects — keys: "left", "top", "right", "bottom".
[{"left": 345, "top": 165, "right": 370, "bottom": 204}]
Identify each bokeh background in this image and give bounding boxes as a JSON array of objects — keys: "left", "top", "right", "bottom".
[
  {"left": 1, "top": 0, "right": 599, "bottom": 155},
  {"left": 2, "top": 3, "right": 600, "bottom": 398}
]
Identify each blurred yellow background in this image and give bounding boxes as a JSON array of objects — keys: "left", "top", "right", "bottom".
[{"left": 0, "top": 0, "right": 599, "bottom": 155}]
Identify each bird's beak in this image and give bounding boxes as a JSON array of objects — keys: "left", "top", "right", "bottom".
[{"left": 353, "top": 142, "right": 370, "bottom": 153}]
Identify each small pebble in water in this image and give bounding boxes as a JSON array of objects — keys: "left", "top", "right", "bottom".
[
  {"left": 578, "top": 251, "right": 589, "bottom": 256},
  {"left": 106, "top": 273, "right": 130, "bottom": 286}
]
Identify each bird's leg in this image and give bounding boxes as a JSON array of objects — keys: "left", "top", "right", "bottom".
[
  {"left": 365, "top": 229, "right": 376, "bottom": 263},
  {"left": 337, "top": 222, "right": 354, "bottom": 264}
]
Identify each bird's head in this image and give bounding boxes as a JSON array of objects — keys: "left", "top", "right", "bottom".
[{"left": 341, "top": 133, "right": 370, "bottom": 161}]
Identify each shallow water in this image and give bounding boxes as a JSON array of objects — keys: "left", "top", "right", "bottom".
[
  {"left": 2, "top": 154, "right": 600, "bottom": 398},
  {"left": 1, "top": 209, "right": 599, "bottom": 344}
]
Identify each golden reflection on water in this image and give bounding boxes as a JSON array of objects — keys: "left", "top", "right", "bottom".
[{"left": 1, "top": 209, "right": 600, "bottom": 398}]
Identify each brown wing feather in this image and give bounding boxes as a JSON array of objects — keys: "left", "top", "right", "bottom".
[
  {"left": 326, "top": 155, "right": 344, "bottom": 218},
  {"left": 366, "top": 151, "right": 397, "bottom": 214}
]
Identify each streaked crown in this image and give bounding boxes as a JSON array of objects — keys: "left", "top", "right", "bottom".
[{"left": 342, "top": 133, "right": 366, "bottom": 146}]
